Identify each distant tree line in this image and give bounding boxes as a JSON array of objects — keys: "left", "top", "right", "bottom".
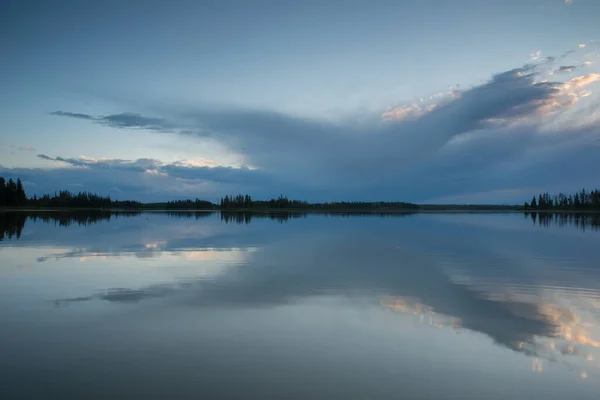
[
  {"left": 0, "top": 176, "right": 143, "bottom": 209},
  {"left": 309, "top": 201, "right": 419, "bottom": 210},
  {"left": 219, "top": 194, "right": 419, "bottom": 210},
  {"left": 3, "top": 176, "right": 421, "bottom": 211},
  {"left": 524, "top": 189, "right": 600, "bottom": 210},
  {"left": 144, "top": 199, "right": 215, "bottom": 210},
  {"left": 28, "top": 190, "right": 142, "bottom": 209}
]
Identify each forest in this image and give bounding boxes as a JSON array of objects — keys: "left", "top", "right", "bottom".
[
  {"left": 3, "top": 175, "right": 599, "bottom": 212},
  {"left": 524, "top": 189, "right": 600, "bottom": 211},
  {"left": 143, "top": 199, "right": 215, "bottom": 210},
  {"left": 218, "top": 194, "right": 419, "bottom": 210},
  {"left": 0, "top": 176, "right": 142, "bottom": 208}
]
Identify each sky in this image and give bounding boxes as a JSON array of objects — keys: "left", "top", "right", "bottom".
[{"left": 1, "top": 0, "right": 600, "bottom": 203}]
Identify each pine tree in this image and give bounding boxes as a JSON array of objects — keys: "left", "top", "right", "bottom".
[
  {"left": 0, "top": 177, "right": 6, "bottom": 207},
  {"left": 16, "top": 179, "right": 27, "bottom": 206}
]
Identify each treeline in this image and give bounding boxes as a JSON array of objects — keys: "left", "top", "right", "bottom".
[
  {"left": 219, "top": 194, "right": 308, "bottom": 209},
  {"left": 0, "top": 176, "right": 143, "bottom": 209},
  {"left": 219, "top": 194, "right": 419, "bottom": 210},
  {"left": 311, "top": 201, "right": 419, "bottom": 210},
  {"left": 29, "top": 191, "right": 142, "bottom": 209},
  {"left": 144, "top": 199, "right": 215, "bottom": 210},
  {"left": 524, "top": 189, "right": 600, "bottom": 210},
  {"left": 5, "top": 176, "right": 426, "bottom": 211}
]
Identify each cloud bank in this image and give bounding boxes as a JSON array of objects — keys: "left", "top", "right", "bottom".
[{"left": 4, "top": 53, "right": 600, "bottom": 203}]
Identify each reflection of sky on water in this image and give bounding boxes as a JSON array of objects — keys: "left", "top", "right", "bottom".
[{"left": 1, "top": 211, "right": 600, "bottom": 398}]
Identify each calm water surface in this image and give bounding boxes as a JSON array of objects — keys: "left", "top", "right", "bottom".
[{"left": 1, "top": 211, "right": 600, "bottom": 399}]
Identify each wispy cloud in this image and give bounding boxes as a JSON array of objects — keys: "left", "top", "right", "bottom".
[
  {"left": 18, "top": 146, "right": 36, "bottom": 152},
  {"left": 50, "top": 111, "right": 95, "bottom": 120},
  {"left": 51, "top": 111, "right": 175, "bottom": 132},
  {"left": 554, "top": 65, "right": 577, "bottom": 73},
  {"left": 36, "top": 154, "right": 271, "bottom": 187}
]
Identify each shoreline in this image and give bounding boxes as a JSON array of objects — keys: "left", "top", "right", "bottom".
[{"left": 2, "top": 208, "right": 600, "bottom": 214}]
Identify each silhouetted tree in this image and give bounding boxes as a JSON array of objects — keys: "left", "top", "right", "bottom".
[
  {"left": 16, "top": 179, "right": 27, "bottom": 206},
  {"left": 526, "top": 189, "right": 600, "bottom": 211},
  {"left": 0, "top": 177, "right": 6, "bottom": 207},
  {"left": 6, "top": 179, "right": 18, "bottom": 207},
  {"left": 530, "top": 196, "right": 537, "bottom": 209}
]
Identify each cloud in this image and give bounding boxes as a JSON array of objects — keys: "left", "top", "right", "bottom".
[
  {"left": 381, "top": 102, "right": 439, "bottom": 121},
  {"left": 99, "top": 113, "right": 173, "bottom": 131},
  {"left": 50, "top": 111, "right": 95, "bottom": 120},
  {"left": 554, "top": 65, "right": 577, "bottom": 73},
  {"left": 27, "top": 52, "right": 600, "bottom": 202},
  {"left": 563, "top": 73, "right": 600, "bottom": 88},
  {"left": 51, "top": 111, "right": 174, "bottom": 132},
  {"left": 18, "top": 146, "right": 36, "bottom": 152},
  {"left": 565, "top": 0, "right": 574, "bottom": 5},
  {"left": 31, "top": 153, "right": 278, "bottom": 194}
]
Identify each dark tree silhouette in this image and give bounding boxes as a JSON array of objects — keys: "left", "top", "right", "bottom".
[
  {"left": 526, "top": 189, "right": 600, "bottom": 211},
  {"left": 0, "top": 177, "right": 6, "bottom": 207}
]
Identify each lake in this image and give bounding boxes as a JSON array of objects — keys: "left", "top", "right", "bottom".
[{"left": 1, "top": 211, "right": 599, "bottom": 399}]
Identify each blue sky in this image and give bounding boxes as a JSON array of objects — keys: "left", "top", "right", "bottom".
[{"left": 1, "top": 0, "right": 600, "bottom": 202}]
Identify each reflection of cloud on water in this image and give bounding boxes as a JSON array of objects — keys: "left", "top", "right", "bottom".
[
  {"left": 381, "top": 296, "right": 462, "bottom": 330},
  {"left": 32, "top": 211, "right": 600, "bottom": 385},
  {"left": 382, "top": 293, "right": 599, "bottom": 380},
  {"left": 53, "top": 284, "right": 186, "bottom": 305},
  {"left": 36, "top": 245, "right": 258, "bottom": 264}
]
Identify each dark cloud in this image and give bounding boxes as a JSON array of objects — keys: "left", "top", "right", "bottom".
[
  {"left": 99, "top": 113, "right": 173, "bottom": 131},
  {"left": 51, "top": 111, "right": 174, "bottom": 132},
  {"left": 561, "top": 50, "right": 575, "bottom": 59},
  {"left": 555, "top": 65, "right": 577, "bottom": 73},
  {"left": 50, "top": 111, "right": 95, "bottom": 120},
  {"left": 36, "top": 154, "right": 54, "bottom": 160}
]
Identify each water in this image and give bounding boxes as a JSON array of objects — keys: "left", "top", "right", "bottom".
[{"left": 1, "top": 211, "right": 600, "bottom": 399}]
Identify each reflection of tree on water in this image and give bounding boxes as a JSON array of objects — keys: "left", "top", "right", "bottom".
[
  {"left": 0, "top": 211, "right": 140, "bottom": 241},
  {"left": 525, "top": 212, "right": 600, "bottom": 232},
  {"left": 219, "top": 211, "right": 416, "bottom": 225},
  {"left": 165, "top": 211, "right": 213, "bottom": 220},
  {"left": 0, "top": 212, "right": 27, "bottom": 240},
  {"left": 220, "top": 211, "right": 308, "bottom": 224}
]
